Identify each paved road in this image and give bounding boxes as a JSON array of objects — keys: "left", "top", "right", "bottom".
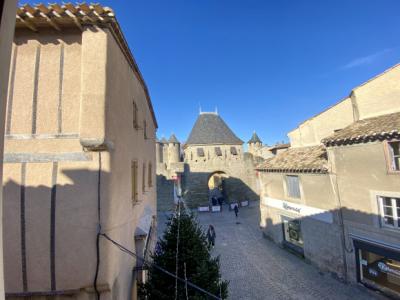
[{"left": 157, "top": 202, "right": 386, "bottom": 300}]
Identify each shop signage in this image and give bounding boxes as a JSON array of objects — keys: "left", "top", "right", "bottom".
[
  {"left": 378, "top": 261, "right": 400, "bottom": 278},
  {"left": 263, "top": 197, "right": 333, "bottom": 224}
]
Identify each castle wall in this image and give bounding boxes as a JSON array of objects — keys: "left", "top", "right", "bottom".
[{"left": 182, "top": 145, "right": 259, "bottom": 207}]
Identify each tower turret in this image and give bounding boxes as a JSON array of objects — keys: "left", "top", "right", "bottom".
[
  {"left": 168, "top": 134, "right": 181, "bottom": 163},
  {"left": 248, "top": 131, "right": 262, "bottom": 155}
]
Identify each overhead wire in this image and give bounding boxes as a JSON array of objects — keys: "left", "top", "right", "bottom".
[{"left": 100, "top": 233, "right": 221, "bottom": 300}]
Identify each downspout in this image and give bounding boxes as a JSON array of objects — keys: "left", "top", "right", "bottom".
[
  {"left": 93, "top": 152, "right": 102, "bottom": 299},
  {"left": 327, "top": 148, "right": 352, "bottom": 282}
]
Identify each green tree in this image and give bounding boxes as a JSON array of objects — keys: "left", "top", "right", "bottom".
[{"left": 140, "top": 204, "right": 228, "bottom": 299}]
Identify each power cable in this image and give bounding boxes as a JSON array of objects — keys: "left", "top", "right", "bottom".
[{"left": 100, "top": 233, "right": 221, "bottom": 300}]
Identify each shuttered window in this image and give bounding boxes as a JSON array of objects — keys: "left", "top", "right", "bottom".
[
  {"left": 286, "top": 175, "right": 301, "bottom": 199},
  {"left": 133, "top": 101, "right": 138, "bottom": 129},
  {"left": 197, "top": 148, "right": 205, "bottom": 157},
  {"left": 131, "top": 161, "right": 138, "bottom": 202},
  {"left": 148, "top": 162, "right": 153, "bottom": 187},
  {"left": 230, "top": 147, "right": 238, "bottom": 155},
  {"left": 215, "top": 147, "right": 222, "bottom": 156},
  {"left": 388, "top": 141, "right": 400, "bottom": 171},
  {"left": 142, "top": 163, "right": 146, "bottom": 192}
]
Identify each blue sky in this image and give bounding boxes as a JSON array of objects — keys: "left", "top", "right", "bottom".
[{"left": 26, "top": 1, "right": 400, "bottom": 145}]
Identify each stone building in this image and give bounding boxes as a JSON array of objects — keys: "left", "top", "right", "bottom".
[
  {"left": 257, "top": 63, "right": 400, "bottom": 298},
  {"left": 157, "top": 111, "right": 266, "bottom": 208},
  {"left": 3, "top": 4, "right": 157, "bottom": 300}
]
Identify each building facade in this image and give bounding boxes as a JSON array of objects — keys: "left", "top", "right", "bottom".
[
  {"left": 258, "top": 63, "right": 400, "bottom": 297},
  {"left": 3, "top": 4, "right": 157, "bottom": 300},
  {"left": 0, "top": 1, "right": 18, "bottom": 298}
]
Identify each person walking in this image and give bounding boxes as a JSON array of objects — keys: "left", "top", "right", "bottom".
[
  {"left": 234, "top": 204, "right": 239, "bottom": 218},
  {"left": 207, "top": 224, "right": 216, "bottom": 248}
]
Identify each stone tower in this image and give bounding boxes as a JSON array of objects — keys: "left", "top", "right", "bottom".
[
  {"left": 160, "top": 137, "right": 168, "bottom": 164},
  {"left": 182, "top": 112, "right": 261, "bottom": 207},
  {"left": 168, "top": 134, "right": 181, "bottom": 163},
  {"left": 248, "top": 131, "right": 262, "bottom": 156}
]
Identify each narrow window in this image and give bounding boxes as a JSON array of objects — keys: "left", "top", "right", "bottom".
[
  {"left": 133, "top": 101, "right": 138, "bottom": 129},
  {"left": 215, "top": 147, "right": 222, "bottom": 156},
  {"left": 378, "top": 196, "right": 400, "bottom": 229},
  {"left": 387, "top": 141, "right": 400, "bottom": 171},
  {"left": 191, "top": 152, "right": 193, "bottom": 160},
  {"left": 148, "top": 162, "right": 152, "bottom": 187},
  {"left": 286, "top": 175, "right": 301, "bottom": 199},
  {"left": 142, "top": 163, "right": 146, "bottom": 193},
  {"left": 143, "top": 120, "right": 147, "bottom": 139},
  {"left": 230, "top": 147, "right": 238, "bottom": 155},
  {"left": 131, "top": 161, "right": 138, "bottom": 202},
  {"left": 197, "top": 148, "right": 205, "bottom": 157}
]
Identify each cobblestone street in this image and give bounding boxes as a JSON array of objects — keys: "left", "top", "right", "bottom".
[{"left": 158, "top": 202, "right": 387, "bottom": 300}]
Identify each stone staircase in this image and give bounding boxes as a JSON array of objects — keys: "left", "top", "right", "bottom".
[{"left": 156, "top": 175, "right": 175, "bottom": 211}]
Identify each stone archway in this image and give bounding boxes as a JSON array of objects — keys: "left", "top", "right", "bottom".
[{"left": 208, "top": 171, "right": 228, "bottom": 205}]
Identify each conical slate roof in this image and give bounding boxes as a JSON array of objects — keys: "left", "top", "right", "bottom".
[
  {"left": 169, "top": 134, "right": 180, "bottom": 144},
  {"left": 186, "top": 113, "right": 243, "bottom": 145},
  {"left": 160, "top": 137, "right": 168, "bottom": 144},
  {"left": 248, "top": 132, "right": 262, "bottom": 144}
]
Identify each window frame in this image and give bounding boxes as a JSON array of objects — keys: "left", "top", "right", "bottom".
[
  {"left": 384, "top": 140, "right": 400, "bottom": 174},
  {"left": 132, "top": 100, "right": 138, "bottom": 129},
  {"left": 142, "top": 162, "right": 146, "bottom": 193},
  {"left": 378, "top": 196, "right": 400, "bottom": 230},
  {"left": 131, "top": 160, "right": 138, "bottom": 203},
  {"left": 148, "top": 162, "right": 153, "bottom": 188},
  {"left": 285, "top": 175, "right": 301, "bottom": 199}
]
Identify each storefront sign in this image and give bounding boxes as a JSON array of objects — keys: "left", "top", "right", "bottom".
[{"left": 263, "top": 197, "right": 333, "bottom": 224}]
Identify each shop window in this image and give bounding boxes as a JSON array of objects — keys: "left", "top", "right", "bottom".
[
  {"left": 282, "top": 216, "right": 303, "bottom": 253},
  {"left": 378, "top": 196, "right": 400, "bottom": 229},
  {"left": 197, "top": 147, "right": 205, "bottom": 157},
  {"left": 387, "top": 141, "right": 400, "bottom": 172},
  {"left": 133, "top": 100, "right": 138, "bottom": 129},
  {"left": 286, "top": 175, "right": 301, "bottom": 199},
  {"left": 230, "top": 147, "right": 238, "bottom": 155},
  {"left": 131, "top": 161, "right": 138, "bottom": 203},
  {"left": 215, "top": 147, "right": 222, "bottom": 156},
  {"left": 355, "top": 241, "right": 400, "bottom": 297}
]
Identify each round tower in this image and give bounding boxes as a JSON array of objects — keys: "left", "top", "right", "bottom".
[
  {"left": 160, "top": 137, "right": 169, "bottom": 164},
  {"left": 156, "top": 137, "right": 163, "bottom": 164},
  {"left": 168, "top": 134, "right": 181, "bottom": 163},
  {"left": 248, "top": 131, "right": 262, "bottom": 155}
]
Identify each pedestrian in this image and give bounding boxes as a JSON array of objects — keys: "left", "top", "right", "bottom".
[
  {"left": 207, "top": 224, "right": 216, "bottom": 248},
  {"left": 234, "top": 204, "right": 239, "bottom": 218}
]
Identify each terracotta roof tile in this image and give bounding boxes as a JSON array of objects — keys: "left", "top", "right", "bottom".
[
  {"left": 322, "top": 112, "right": 400, "bottom": 147},
  {"left": 256, "top": 145, "right": 328, "bottom": 173}
]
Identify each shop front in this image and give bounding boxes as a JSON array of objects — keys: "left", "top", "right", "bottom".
[{"left": 354, "top": 239, "right": 400, "bottom": 298}]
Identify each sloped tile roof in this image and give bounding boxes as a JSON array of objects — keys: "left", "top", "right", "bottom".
[
  {"left": 256, "top": 145, "right": 328, "bottom": 173},
  {"left": 169, "top": 134, "right": 180, "bottom": 143},
  {"left": 322, "top": 112, "right": 400, "bottom": 147},
  {"left": 186, "top": 113, "right": 243, "bottom": 145}
]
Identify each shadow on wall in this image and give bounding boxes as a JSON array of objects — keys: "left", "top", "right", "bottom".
[
  {"left": 261, "top": 204, "right": 400, "bottom": 299},
  {"left": 2, "top": 167, "right": 136, "bottom": 298},
  {"left": 156, "top": 174, "right": 176, "bottom": 211},
  {"left": 181, "top": 165, "right": 259, "bottom": 208}
]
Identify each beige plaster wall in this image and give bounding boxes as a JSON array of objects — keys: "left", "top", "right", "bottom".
[
  {"left": 352, "top": 64, "right": 400, "bottom": 120},
  {"left": 3, "top": 26, "right": 157, "bottom": 300},
  {"left": 288, "top": 98, "right": 354, "bottom": 148},
  {"left": 0, "top": 1, "right": 18, "bottom": 299},
  {"left": 103, "top": 27, "right": 157, "bottom": 299},
  {"left": 328, "top": 142, "right": 400, "bottom": 225}
]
